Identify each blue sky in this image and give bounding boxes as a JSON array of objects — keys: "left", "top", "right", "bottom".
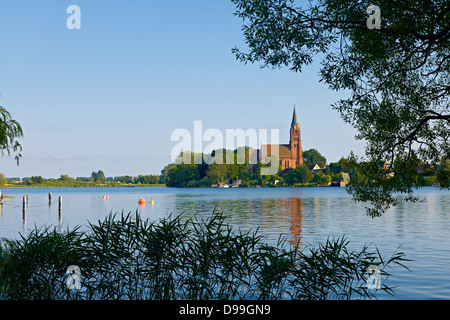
[{"left": 0, "top": 0, "right": 365, "bottom": 178}]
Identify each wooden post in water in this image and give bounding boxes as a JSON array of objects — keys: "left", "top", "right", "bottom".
[
  {"left": 49, "top": 192, "right": 52, "bottom": 205},
  {"left": 26, "top": 193, "right": 29, "bottom": 205},
  {"left": 58, "top": 196, "right": 62, "bottom": 212},
  {"left": 23, "top": 198, "right": 26, "bottom": 228},
  {"left": 23, "top": 196, "right": 27, "bottom": 213}
]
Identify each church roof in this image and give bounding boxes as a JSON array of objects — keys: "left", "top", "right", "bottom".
[
  {"left": 261, "top": 144, "right": 292, "bottom": 158},
  {"left": 291, "top": 106, "right": 298, "bottom": 125}
]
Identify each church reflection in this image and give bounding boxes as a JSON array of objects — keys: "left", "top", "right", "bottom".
[
  {"left": 260, "top": 197, "right": 304, "bottom": 247},
  {"left": 173, "top": 194, "right": 305, "bottom": 248},
  {"left": 283, "top": 197, "right": 304, "bottom": 247}
]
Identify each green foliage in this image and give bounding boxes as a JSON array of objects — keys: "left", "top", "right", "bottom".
[
  {"left": 134, "top": 174, "right": 161, "bottom": 185},
  {"left": 90, "top": 170, "right": 106, "bottom": 183},
  {"left": 0, "top": 211, "right": 409, "bottom": 300},
  {"left": 303, "top": 149, "right": 327, "bottom": 167},
  {"left": 283, "top": 165, "right": 314, "bottom": 185},
  {"left": 345, "top": 153, "right": 446, "bottom": 217},
  {"left": 165, "top": 164, "right": 200, "bottom": 187},
  {"left": 312, "top": 173, "right": 331, "bottom": 186},
  {"left": 31, "top": 176, "right": 45, "bottom": 184},
  {"left": 59, "top": 174, "right": 74, "bottom": 182},
  {"left": 436, "top": 159, "right": 450, "bottom": 189},
  {"left": 0, "top": 226, "right": 85, "bottom": 299},
  {"left": 0, "top": 106, "right": 23, "bottom": 165},
  {"left": 163, "top": 148, "right": 255, "bottom": 187},
  {"left": 0, "top": 173, "right": 8, "bottom": 187}
]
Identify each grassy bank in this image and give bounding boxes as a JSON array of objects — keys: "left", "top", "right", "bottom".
[{"left": 0, "top": 211, "right": 409, "bottom": 300}]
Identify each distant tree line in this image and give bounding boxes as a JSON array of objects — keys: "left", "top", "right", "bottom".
[{"left": 1, "top": 170, "right": 163, "bottom": 187}]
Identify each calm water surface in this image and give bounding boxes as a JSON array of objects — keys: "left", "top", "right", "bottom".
[{"left": 0, "top": 186, "right": 449, "bottom": 300}]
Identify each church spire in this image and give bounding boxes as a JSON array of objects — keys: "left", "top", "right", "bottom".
[{"left": 291, "top": 105, "right": 298, "bottom": 126}]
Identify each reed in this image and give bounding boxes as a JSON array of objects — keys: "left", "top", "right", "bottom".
[{"left": 0, "top": 211, "right": 409, "bottom": 300}]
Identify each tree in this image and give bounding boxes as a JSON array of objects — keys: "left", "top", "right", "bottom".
[
  {"left": 296, "top": 164, "right": 314, "bottom": 184},
  {"left": 313, "top": 173, "right": 331, "bottom": 186},
  {"left": 161, "top": 163, "right": 177, "bottom": 185},
  {"left": 329, "top": 161, "right": 343, "bottom": 175},
  {"left": 0, "top": 173, "right": 8, "bottom": 187},
  {"left": 0, "top": 106, "right": 23, "bottom": 164},
  {"left": 207, "top": 163, "right": 227, "bottom": 185},
  {"left": 231, "top": 0, "right": 450, "bottom": 216},
  {"left": 135, "top": 174, "right": 161, "bottom": 185},
  {"left": 283, "top": 164, "right": 313, "bottom": 185},
  {"left": 90, "top": 170, "right": 106, "bottom": 183},
  {"left": 59, "top": 174, "right": 74, "bottom": 182},
  {"left": 303, "top": 149, "right": 327, "bottom": 167},
  {"left": 31, "top": 176, "right": 45, "bottom": 184},
  {"left": 165, "top": 164, "right": 200, "bottom": 187}
]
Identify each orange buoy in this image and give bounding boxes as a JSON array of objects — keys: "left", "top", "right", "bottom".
[
  {"left": 106, "top": 196, "right": 109, "bottom": 199},
  {"left": 138, "top": 197, "right": 145, "bottom": 205}
]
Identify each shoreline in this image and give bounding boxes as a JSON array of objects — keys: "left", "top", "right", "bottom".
[
  {"left": 2, "top": 184, "right": 337, "bottom": 190},
  {"left": 2, "top": 184, "right": 166, "bottom": 189}
]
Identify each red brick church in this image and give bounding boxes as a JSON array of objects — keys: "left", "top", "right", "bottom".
[{"left": 257, "top": 106, "right": 304, "bottom": 171}]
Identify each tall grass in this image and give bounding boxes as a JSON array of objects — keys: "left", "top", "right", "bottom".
[{"left": 0, "top": 211, "right": 409, "bottom": 300}]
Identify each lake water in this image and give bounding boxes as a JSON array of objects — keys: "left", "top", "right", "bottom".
[{"left": 0, "top": 186, "right": 449, "bottom": 300}]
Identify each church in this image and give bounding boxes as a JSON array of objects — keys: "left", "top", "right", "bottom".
[{"left": 254, "top": 106, "right": 304, "bottom": 171}]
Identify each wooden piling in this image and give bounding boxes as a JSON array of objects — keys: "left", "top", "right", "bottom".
[
  {"left": 58, "top": 196, "right": 62, "bottom": 212},
  {"left": 49, "top": 192, "right": 52, "bottom": 205},
  {"left": 23, "top": 196, "right": 27, "bottom": 213}
]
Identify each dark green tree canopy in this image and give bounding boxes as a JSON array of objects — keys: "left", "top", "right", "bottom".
[
  {"left": 90, "top": 170, "right": 106, "bottom": 183},
  {"left": 303, "top": 148, "right": 327, "bottom": 166},
  {"left": 232, "top": 0, "right": 450, "bottom": 216}
]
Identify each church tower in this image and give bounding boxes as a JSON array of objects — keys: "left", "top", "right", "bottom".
[{"left": 289, "top": 106, "right": 303, "bottom": 167}]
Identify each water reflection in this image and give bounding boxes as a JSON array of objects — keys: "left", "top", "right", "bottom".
[
  {"left": 172, "top": 194, "right": 305, "bottom": 247},
  {"left": 314, "top": 197, "right": 320, "bottom": 221},
  {"left": 283, "top": 198, "right": 303, "bottom": 247}
]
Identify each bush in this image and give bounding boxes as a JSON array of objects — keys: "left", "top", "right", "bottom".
[{"left": 0, "top": 211, "right": 409, "bottom": 300}]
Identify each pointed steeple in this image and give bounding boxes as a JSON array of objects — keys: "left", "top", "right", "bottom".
[{"left": 291, "top": 105, "right": 298, "bottom": 126}]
